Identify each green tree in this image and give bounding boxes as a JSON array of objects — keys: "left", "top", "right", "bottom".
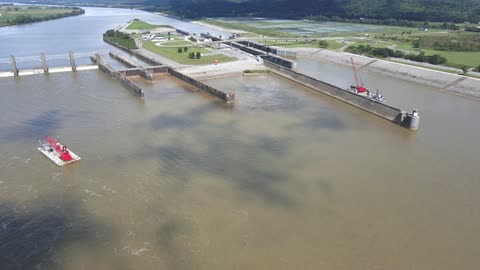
[
  {"left": 318, "top": 40, "right": 329, "bottom": 48},
  {"left": 183, "top": 47, "right": 188, "bottom": 52},
  {"left": 178, "top": 48, "right": 183, "bottom": 53},
  {"left": 195, "top": 52, "right": 201, "bottom": 59},
  {"left": 188, "top": 52, "right": 195, "bottom": 59}
]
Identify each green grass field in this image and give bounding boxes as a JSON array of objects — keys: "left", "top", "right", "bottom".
[
  {"left": 202, "top": 19, "right": 298, "bottom": 38},
  {"left": 126, "top": 20, "right": 171, "bottom": 30},
  {"left": 143, "top": 41, "right": 236, "bottom": 65},
  {"left": 258, "top": 39, "right": 344, "bottom": 50},
  {"left": 420, "top": 49, "right": 480, "bottom": 68}
]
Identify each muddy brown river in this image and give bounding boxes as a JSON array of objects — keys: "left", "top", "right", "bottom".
[{"left": 1, "top": 6, "right": 479, "bottom": 270}]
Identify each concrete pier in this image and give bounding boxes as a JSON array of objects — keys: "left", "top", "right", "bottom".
[
  {"left": 69, "top": 51, "right": 77, "bottom": 72},
  {"left": 9, "top": 55, "right": 18, "bottom": 77},
  {"left": 96, "top": 54, "right": 144, "bottom": 97},
  {"left": 109, "top": 51, "right": 140, "bottom": 68},
  {"left": 0, "top": 65, "right": 97, "bottom": 78},
  {"left": 40, "top": 53, "right": 49, "bottom": 75},
  {"left": 264, "top": 60, "right": 419, "bottom": 130},
  {"left": 109, "top": 51, "right": 154, "bottom": 81},
  {"left": 226, "top": 42, "right": 296, "bottom": 70},
  {"left": 168, "top": 68, "right": 234, "bottom": 103},
  {"left": 114, "top": 65, "right": 234, "bottom": 103}
]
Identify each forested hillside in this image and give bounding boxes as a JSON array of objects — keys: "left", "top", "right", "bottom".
[{"left": 155, "top": 0, "right": 480, "bottom": 22}]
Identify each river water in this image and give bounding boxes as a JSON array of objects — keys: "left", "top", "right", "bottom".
[{"left": 1, "top": 6, "right": 479, "bottom": 270}]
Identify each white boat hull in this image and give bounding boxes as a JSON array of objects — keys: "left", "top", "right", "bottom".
[{"left": 38, "top": 146, "right": 81, "bottom": 166}]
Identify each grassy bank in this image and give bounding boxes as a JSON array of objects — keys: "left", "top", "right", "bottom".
[
  {"left": 126, "top": 19, "right": 171, "bottom": 30},
  {"left": 259, "top": 39, "right": 343, "bottom": 50},
  {"left": 202, "top": 19, "right": 297, "bottom": 38},
  {"left": 143, "top": 41, "right": 236, "bottom": 65},
  {"left": 0, "top": 5, "right": 84, "bottom": 27}
]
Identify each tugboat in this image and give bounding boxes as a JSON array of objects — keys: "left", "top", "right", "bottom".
[
  {"left": 349, "top": 57, "right": 387, "bottom": 102},
  {"left": 371, "top": 89, "right": 387, "bottom": 102},
  {"left": 38, "top": 136, "right": 81, "bottom": 166}
]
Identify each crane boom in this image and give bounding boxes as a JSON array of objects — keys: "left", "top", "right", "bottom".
[{"left": 350, "top": 57, "right": 367, "bottom": 93}]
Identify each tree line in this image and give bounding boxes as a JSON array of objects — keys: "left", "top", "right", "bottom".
[
  {"left": 347, "top": 45, "right": 448, "bottom": 65},
  {"left": 151, "top": 0, "right": 480, "bottom": 23},
  {"left": 3, "top": 8, "right": 84, "bottom": 26}
]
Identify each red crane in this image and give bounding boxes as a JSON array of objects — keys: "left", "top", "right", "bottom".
[
  {"left": 350, "top": 57, "right": 367, "bottom": 93},
  {"left": 46, "top": 136, "right": 73, "bottom": 161}
]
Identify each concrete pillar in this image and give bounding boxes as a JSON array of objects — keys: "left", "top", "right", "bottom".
[
  {"left": 226, "top": 90, "right": 235, "bottom": 103},
  {"left": 40, "top": 52, "right": 49, "bottom": 75},
  {"left": 95, "top": 53, "right": 104, "bottom": 65},
  {"left": 408, "top": 110, "right": 420, "bottom": 131},
  {"left": 9, "top": 55, "right": 19, "bottom": 77},
  {"left": 69, "top": 50, "right": 77, "bottom": 72}
]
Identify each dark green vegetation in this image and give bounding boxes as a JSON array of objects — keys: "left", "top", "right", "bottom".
[
  {"left": 347, "top": 45, "right": 447, "bottom": 65},
  {"left": 466, "top": 26, "right": 480, "bottom": 33},
  {"left": 0, "top": 5, "right": 84, "bottom": 27},
  {"left": 243, "top": 69, "right": 270, "bottom": 74},
  {"left": 103, "top": 29, "right": 138, "bottom": 50},
  {"left": 153, "top": 0, "right": 480, "bottom": 23}
]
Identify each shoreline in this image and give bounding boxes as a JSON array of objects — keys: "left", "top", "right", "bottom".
[{"left": 0, "top": 6, "right": 85, "bottom": 28}]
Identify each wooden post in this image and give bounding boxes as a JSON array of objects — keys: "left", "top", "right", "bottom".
[
  {"left": 40, "top": 52, "right": 49, "bottom": 75},
  {"left": 10, "top": 55, "right": 19, "bottom": 77},
  {"left": 69, "top": 50, "right": 77, "bottom": 72}
]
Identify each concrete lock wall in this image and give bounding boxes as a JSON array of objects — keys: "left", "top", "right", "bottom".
[
  {"left": 261, "top": 55, "right": 297, "bottom": 70},
  {"left": 227, "top": 42, "right": 265, "bottom": 56},
  {"left": 238, "top": 41, "right": 298, "bottom": 58},
  {"left": 201, "top": 33, "right": 222, "bottom": 41},
  {"left": 98, "top": 61, "right": 144, "bottom": 97},
  {"left": 109, "top": 51, "right": 140, "bottom": 68},
  {"left": 112, "top": 72, "right": 144, "bottom": 96},
  {"left": 152, "top": 66, "right": 169, "bottom": 74},
  {"left": 175, "top": 28, "right": 190, "bottom": 36},
  {"left": 276, "top": 50, "right": 298, "bottom": 58},
  {"left": 168, "top": 68, "right": 234, "bottom": 103},
  {"left": 264, "top": 60, "right": 418, "bottom": 129},
  {"left": 238, "top": 41, "right": 277, "bottom": 54}
]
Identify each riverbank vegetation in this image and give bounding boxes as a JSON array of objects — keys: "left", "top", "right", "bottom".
[
  {"left": 347, "top": 45, "right": 447, "bottom": 65},
  {"left": 126, "top": 19, "right": 171, "bottom": 30},
  {"left": 243, "top": 69, "right": 269, "bottom": 74},
  {"left": 0, "top": 5, "right": 84, "bottom": 27},
  {"left": 103, "top": 29, "right": 138, "bottom": 50}
]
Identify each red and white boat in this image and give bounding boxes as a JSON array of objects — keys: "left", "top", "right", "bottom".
[{"left": 38, "top": 136, "right": 81, "bottom": 166}]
